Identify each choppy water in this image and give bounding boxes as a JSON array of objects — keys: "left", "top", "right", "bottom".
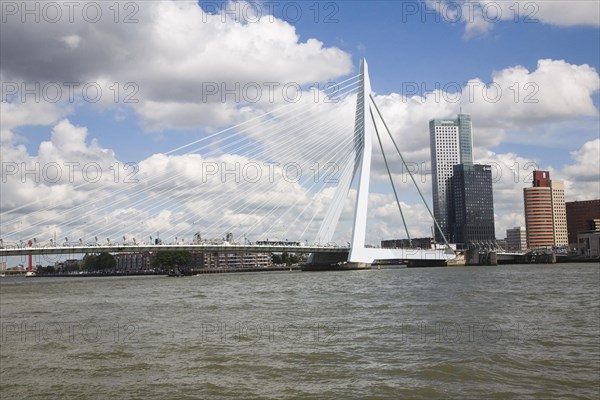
[{"left": 1, "top": 263, "right": 599, "bottom": 399}]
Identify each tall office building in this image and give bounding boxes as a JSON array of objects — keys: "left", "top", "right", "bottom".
[
  {"left": 456, "top": 114, "right": 473, "bottom": 165},
  {"left": 447, "top": 164, "right": 495, "bottom": 246},
  {"left": 523, "top": 170, "right": 568, "bottom": 249},
  {"left": 429, "top": 114, "right": 474, "bottom": 242}
]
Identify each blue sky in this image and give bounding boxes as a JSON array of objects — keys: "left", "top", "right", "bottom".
[
  {"left": 290, "top": 1, "right": 600, "bottom": 168},
  {"left": 9, "top": 1, "right": 600, "bottom": 164},
  {"left": 1, "top": 0, "right": 599, "bottom": 248},
  {"left": 9, "top": 1, "right": 600, "bottom": 160}
]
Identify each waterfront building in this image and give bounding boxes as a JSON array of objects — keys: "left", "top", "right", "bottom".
[
  {"left": 55, "top": 259, "right": 83, "bottom": 272},
  {"left": 496, "top": 238, "right": 507, "bottom": 250},
  {"left": 202, "top": 252, "right": 272, "bottom": 269},
  {"left": 550, "top": 180, "right": 568, "bottom": 247},
  {"left": 429, "top": 114, "right": 473, "bottom": 242},
  {"left": 523, "top": 188, "right": 554, "bottom": 248},
  {"left": 114, "top": 252, "right": 152, "bottom": 272},
  {"left": 523, "top": 170, "right": 568, "bottom": 249},
  {"left": 505, "top": 226, "right": 527, "bottom": 252},
  {"left": 447, "top": 164, "right": 496, "bottom": 247},
  {"left": 566, "top": 199, "right": 600, "bottom": 249},
  {"left": 114, "top": 251, "right": 273, "bottom": 271},
  {"left": 577, "top": 231, "right": 600, "bottom": 257}
]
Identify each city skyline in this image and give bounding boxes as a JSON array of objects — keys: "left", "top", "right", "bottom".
[{"left": 1, "top": 1, "right": 599, "bottom": 245}]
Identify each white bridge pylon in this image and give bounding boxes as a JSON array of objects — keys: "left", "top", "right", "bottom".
[{"left": 318, "top": 59, "right": 455, "bottom": 264}]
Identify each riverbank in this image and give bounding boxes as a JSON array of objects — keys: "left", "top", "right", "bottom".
[{"left": 18, "top": 266, "right": 302, "bottom": 278}]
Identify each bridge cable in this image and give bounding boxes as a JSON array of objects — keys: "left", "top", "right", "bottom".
[
  {"left": 2, "top": 82, "right": 360, "bottom": 240},
  {"left": 0, "top": 76, "right": 360, "bottom": 224},
  {"left": 222, "top": 119, "right": 360, "bottom": 241},
  {"left": 157, "top": 104, "right": 361, "bottom": 242},
  {"left": 369, "top": 94, "right": 452, "bottom": 250},
  {"left": 120, "top": 98, "right": 358, "bottom": 241},
  {"left": 258, "top": 141, "right": 359, "bottom": 242},
  {"left": 369, "top": 106, "right": 411, "bottom": 246}
]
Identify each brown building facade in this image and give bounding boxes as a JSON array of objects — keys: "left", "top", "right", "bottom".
[
  {"left": 566, "top": 200, "right": 600, "bottom": 247},
  {"left": 523, "top": 170, "right": 568, "bottom": 249},
  {"left": 523, "top": 187, "right": 554, "bottom": 248}
]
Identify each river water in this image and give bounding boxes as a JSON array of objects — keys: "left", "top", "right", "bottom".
[{"left": 1, "top": 263, "right": 599, "bottom": 399}]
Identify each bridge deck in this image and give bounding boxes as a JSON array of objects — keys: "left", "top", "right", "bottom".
[{"left": 0, "top": 244, "right": 350, "bottom": 257}]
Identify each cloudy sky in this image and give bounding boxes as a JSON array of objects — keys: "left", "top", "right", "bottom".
[{"left": 1, "top": 0, "right": 599, "bottom": 251}]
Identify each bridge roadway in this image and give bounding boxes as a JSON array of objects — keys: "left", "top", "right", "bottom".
[{"left": 0, "top": 244, "right": 351, "bottom": 257}]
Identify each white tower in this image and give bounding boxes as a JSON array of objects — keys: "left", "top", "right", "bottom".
[
  {"left": 317, "top": 58, "right": 455, "bottom": 265},
  {"left": 348, "top": 59, "right": 373, "bottom": 262}
]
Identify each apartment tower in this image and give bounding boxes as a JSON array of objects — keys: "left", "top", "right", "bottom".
[{"left": 523, "top": 170, "right": 568, "bottom": 249}]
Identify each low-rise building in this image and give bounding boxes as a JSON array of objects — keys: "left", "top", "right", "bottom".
[
  {"left": 114, "top": 252, "right": 152, "bottom": 272},
  {"left": 577, "top": 231, "right": 600, "bottom": 258},
  {"left": 506, "top": 226, "right": 527, "bottom": 252},
  {"left": 202, "top": 252, "right": 272, "bottom": 269}
]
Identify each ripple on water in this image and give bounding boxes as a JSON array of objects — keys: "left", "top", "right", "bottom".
[{"left": 0, "top": 264, "right": 598, "bottom": 399}]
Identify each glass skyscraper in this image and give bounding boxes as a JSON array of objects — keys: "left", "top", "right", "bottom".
[
  {"left": 429, "top": 114, "right": 474, "bottom": 242},
  {"left": 456, "top": 114, "right": 473, "bottom": 165},
  {"left": 448, "top": 164, "right": 496, "bottom": 246}
]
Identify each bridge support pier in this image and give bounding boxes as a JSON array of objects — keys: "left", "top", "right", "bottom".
[
  {"left": 465, "top": 249, "right": 499, "bottom": 266},
  {"left": 302, "top": 251, "right": 371, "bottom": 271}
]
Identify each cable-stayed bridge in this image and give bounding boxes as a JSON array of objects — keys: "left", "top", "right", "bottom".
[{"left": 0, "top": 59, "right": 456, "bottom": 266}]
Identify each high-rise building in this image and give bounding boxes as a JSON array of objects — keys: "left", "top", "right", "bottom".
[
  {"left": 565, "top": 200, "right": 600, "bottom": 248},
  {"left": 456, "top": 114, "right": 473, "bottom": 165},
  {"left": 447, "top": 164, "right": 495, "bottom": 246},
  {"left": 506, "top": 226, "right": 527, "bottom": 251},
  {"left": 523, "top": 186, "right": 554, "bottom": 248},
  {"left": 550, "top": 180, "right": 568, "bottom": 247},
  {"left": 429, "top": 114, "right": 473, "bottom": 242},
  {"left": 523, "top": 170, "right": 567, "bottom": 249}
]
